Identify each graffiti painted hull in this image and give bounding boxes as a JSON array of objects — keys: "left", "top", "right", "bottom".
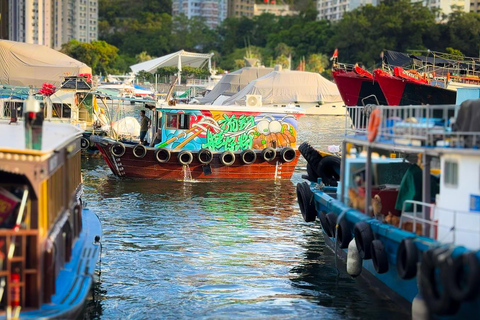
[{"left": 95, "top": 139, "right": 299, "bottom": 180}]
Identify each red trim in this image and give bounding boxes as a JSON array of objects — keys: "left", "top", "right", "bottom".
[{"left": 373, "top": 69, "right": 406, "bottom": 106}]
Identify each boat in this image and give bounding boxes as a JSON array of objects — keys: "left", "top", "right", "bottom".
[
  {"left": 373, "top": 67, "right": 457, "bottom": 106},
  {"left": 91, "top": 100, "right": 304, "bottom": 180},
  {"left": 296, "top": 96, "right": 480, "bottom": 318},
  {"left": 0, "top": 95, "right": 102, "bottom": 318}
]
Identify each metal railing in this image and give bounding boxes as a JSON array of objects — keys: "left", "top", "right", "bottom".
[
  {"left": 400, "top": 200, "right": 437, "bottom": 238},
  {"left": 345, "top": 104, "right": 480, "bottom": 148}
]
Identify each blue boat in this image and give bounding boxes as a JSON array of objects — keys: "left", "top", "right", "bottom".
[
  {"left": 0, "top": 95, "right": 101, "bottom": 319},
  {"left": 297, "top": 100, "right": 480, "bottom": 318}
]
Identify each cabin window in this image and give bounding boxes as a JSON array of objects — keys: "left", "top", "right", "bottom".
[
  {"left": 165, "top": 113, "right": 190, "bottom": 130},
  {"left": 3, "top": 101, "right": 24, "bottom": 118},
  {"left": 444, "top": 161, "right": 458, "bottom": 188},
  {"left": 52, "top": 103, "right": 71, "bottom": 118}
]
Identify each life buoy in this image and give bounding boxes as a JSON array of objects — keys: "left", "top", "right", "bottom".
[
  {"left": 367, "top": 109, "right": 382, "bottom": 142},
  {"left": 371, "top": 239, "right": 389, "bottom": 274},
  {"left": 262, "top": 147, "right": 276, "bottom": 162},
  {"left": 396, "top": 238, "right": 418, "bottom": 280},
  {"left": 80, "top": 137, "right": 90, "bottom": 150},
  {"left": 133, "top": 144, "right": 147, "bottom": 158},
  {"left": 296, "top": 182, "right": 316, "bottom": 222},
  {"left": 445, "top": 251, "right": 480, "bottom": 302},
  {"left": 178, "top": 150, "right": 193, "bottom": 165},
  {"left": 318, "top": 211, "right": 333, "bottom": 237},
  {"left": 220, "top": 151, "right": 235, "bottom": 166},
  {"left": 281, "top": 147, "right": 296, "bottom": 163},
  {"left": 326, "top": 212, "right": 337, "bottom": 238},
  {"left": 354, "top": 221, "right": 374, "bottom": 260},
  {"left": 198, "top": 148, "right": 213, "bottom": 165},
  {"left": 420, "top": 249, "right": 460, "bottom": 315},
  {"left": 241, "top": 149, "right": 257, "bottom": 165},
  {"left": 155, "top": 148, "right": 171, "bottom": 163},
  {"left": 111, "top": 142, "right": 126, "bottom": 157},
  {"left": 337, "top": 217, "right": 352, "bottom": 249},
  {"left": 318, "top": 156, "right": 341, "bottom": 187}
]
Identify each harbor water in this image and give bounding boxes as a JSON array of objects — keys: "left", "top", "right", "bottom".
[{"left": 83, "top": 115, "right": 409, "bottom": 319}]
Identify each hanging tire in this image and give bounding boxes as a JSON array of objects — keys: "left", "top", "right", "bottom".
[
  {"left": 281, "top": 147, "right": 296, "bottom": 163},
  {"left": 133, "top": 144, "right": 147, "bottom": 158},
  {"left": 371, "top": 239, "right": 389, "bottom": 274},
  {"left": 198, "top": 148, "right": 213, "bottom": 165},
  {"left": 241, "top": 149, "right": 257, "bottom": 165},
  {"left": 80, "top": 137, "right": 90, "bottom": 150},
  {"left": 262, "top": 147, "right": 276, "bottom": 162},
  {"left": 296, "top": 182, "right": 316, "bottom": 222},
  {"left": 354, "top": 221, "right": 374, "bottom": 260},
  {"left": 318, "top": 155, "right": 341, "bottom": 186},
  {"left": 306, "top": 163, "right": 319, "bottom": 182},
  {"left": 326, "top": 212, "right": 337, "bottom": 238},
  {"left": 155, "top": 148, "right": 171, "bottom": 163},
  {"left": 420, "top": 249, "right": 460, "bottom": 315},
  {"left": 396, "top": 238, "right": 418, "bottom": 280},
  {"left": 337, "top": 218, "right": 352, "bottom": 249},
  {"left": 220, "top": 151, "right": 235, "bottom": 166},
  {"left": 178, "top": 150, "right": 194, "bottom": 165},
  {"left": 111, "top": 142, "right": 126, "bottom": 157},
  {"left": 445, "top": 251, "right": 480, "bottom": 302},
  {"left": 318, "top": 211, "right": 332, "bottom": 237}
]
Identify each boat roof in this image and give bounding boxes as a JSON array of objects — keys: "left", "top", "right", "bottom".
[
  {"left": 0, "top": 120, "right": 83, "bottom": 155},
  {"left": 156, "top": 102, "right": 305, "bottom": 115}
]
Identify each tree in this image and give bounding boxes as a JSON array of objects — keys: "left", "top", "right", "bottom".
[
  {"left": 306, "top": 53, "right": 329, "bottom": 73},
  {"left": 135, "top": 51, "right": 152, "bottom": 63},
  {"left": 61, "top": 40, "right": 121, "bottom": 75}
]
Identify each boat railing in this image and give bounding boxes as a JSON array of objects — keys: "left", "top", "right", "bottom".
[
  {"left": 346, "top": 104, "right": 480, "bottom": 148},
  {"left": 400, "top": 200, "right": 437, "bottom": 238}
]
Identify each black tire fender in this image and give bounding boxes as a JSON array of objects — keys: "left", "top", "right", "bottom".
[
  {"left": 318, "top": 211, "right": 332, "bottom": 237},
  {"left": 354, "top": 221, "right": 374, "bottom": 260},
  {"left": 420, "top": 249, "right": 460, "bottom": 315},
  {"left": 198, "top": 148, "right": 213, "bottom": 165},
  {"left": 262, "top": 147, "right": 277, "bottom": 162},
  {"left": 178, "top": 150, "right": 194, "bottom": 165},
  {"left": 396, "top": 238, "right": 418, "bottom": 280},
  {"left": 371, "top": 239, "right": 389, "bottom": 274},
  {"left": 80, "top": 137, "right": 90, "bottom": 150},
  {"left": 155, "top": 148, "right": 171, "bottom": 163},
  {"left": 220, "top": 151, "right": 235, "bottom": 166},
  {"left": 325, "top": 212, "right": 337, "bottom": 239},
  {"left": 133, "top": 144, "right": 147, "bottom": 158},
  {"left": 281, "top": 147, "right": 296, "bottom": 163},
  {"left": 445, "top": 251, "right": 480, "bottom": 302},
  {"left": 337, "top": 218, "right": 352, "bottom": 249},
  {"left": 111, "top": 142, "right": 126, "bottom": 157},
  {"left": 296, "top": 182, "right": 316, "bottom": 222},
  {"left": 241, "top": 149, "right": 257, "bottom": 165}
]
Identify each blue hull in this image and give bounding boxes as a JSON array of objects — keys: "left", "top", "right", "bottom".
[
  {"left": 307, "top": 182, "right": 480, "bottom": 319},
  {"left": 14, "top": 209, "right": 102, "bottom": 320}
]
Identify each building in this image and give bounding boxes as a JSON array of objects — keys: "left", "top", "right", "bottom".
[
  {"left": 228, "top": 0, "right": 254, "bottom": 18},
  {"left": 7, "top": 0, "right": 98, "bottom": 49},
  {"left": 172, "top": 0, "right": 228, "bottom": 29},
  {"left": 0, "top": 0, "right": 8, "bottom": 39},
  {"left": 317, "top": 0, "right": 472, "bottom": 22},
  {"left": 253, "top": 4, "right": 298, "bottom": 16},
  {"left": 419, "top": 0, "right": 469, "bottom": 17},
  {"left": 317, "top": 0, "right": 380, "bottom": 22}
]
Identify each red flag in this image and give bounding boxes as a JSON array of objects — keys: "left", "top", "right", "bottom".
[{"left": 331, "top": 49, "right": 338, "bottom": 60}]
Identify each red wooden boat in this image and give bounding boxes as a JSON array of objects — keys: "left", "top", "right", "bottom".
[
  {"left": 92, "top": 103, "right": 303, "bottom": 180},
  {"left": 373, "top": 67, "right": 456, "bottom": 106}
]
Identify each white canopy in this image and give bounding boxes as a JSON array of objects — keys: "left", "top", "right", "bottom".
[
  {"left": 0, "top": 40, "right": 91, "bottom": 88},
  {"left": 197, "top": 67, "right": 274, "bottom": 104},
  {"left": 130, "top": 50, "right": 213, "bottom": 74},
  {"left": 222, "top": 70, "right": 343, "bottom": 106}
]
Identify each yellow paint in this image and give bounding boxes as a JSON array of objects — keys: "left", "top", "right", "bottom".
[
  {"left": 390, "top": 153, "right": 396, "bottom": 158},
  {"left": 38, "top": 181, "right": 48, "bottom": 238}
]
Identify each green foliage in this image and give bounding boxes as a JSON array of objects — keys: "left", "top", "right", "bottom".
[
  {"left": 156, "top": 67, "right": 179, "bottom": 77},
  {"left": 60, "top": 40, "right": 121, "bottom": 75}
]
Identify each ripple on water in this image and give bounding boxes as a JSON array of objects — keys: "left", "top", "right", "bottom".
[{"left": 83, "top": 116, "right": 409, "bottom": 320}]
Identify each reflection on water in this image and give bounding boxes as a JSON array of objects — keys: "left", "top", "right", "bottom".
[{"left": 83, "top": 116, "right": 408, "bottom": 319}]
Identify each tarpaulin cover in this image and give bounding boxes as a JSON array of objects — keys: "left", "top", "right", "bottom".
[
  {"left": 197, "top": 67, "right": 274, "bottom": 104},
  {"left": 0, "top": 40, "right": 91, "bottom": 88},
  {"left": 222, "top": 70, "right": 342, "bottom": 106}
]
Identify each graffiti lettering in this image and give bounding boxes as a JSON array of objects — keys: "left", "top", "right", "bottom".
[{"left": 202, "top": 114, "right": 255, "bottom": 151}]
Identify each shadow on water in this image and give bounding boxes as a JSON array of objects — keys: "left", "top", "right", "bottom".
[{"left": 81, "top": 116, "right": 409, "bottom": 319}]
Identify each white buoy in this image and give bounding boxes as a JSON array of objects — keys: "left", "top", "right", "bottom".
[
  {"left": 412, "top": 263, "right": 429, "bottom": 320},
  {"left": 346, "top": 238, "right": 362, "bottom": 277}
]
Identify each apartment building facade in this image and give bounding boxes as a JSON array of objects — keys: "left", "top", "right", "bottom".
[
  {"left": 172, "top": 0, "right": 228, "bottom": 28},
  {"left": 6, "top": 0, "right": 97, "bottom": 49}
]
